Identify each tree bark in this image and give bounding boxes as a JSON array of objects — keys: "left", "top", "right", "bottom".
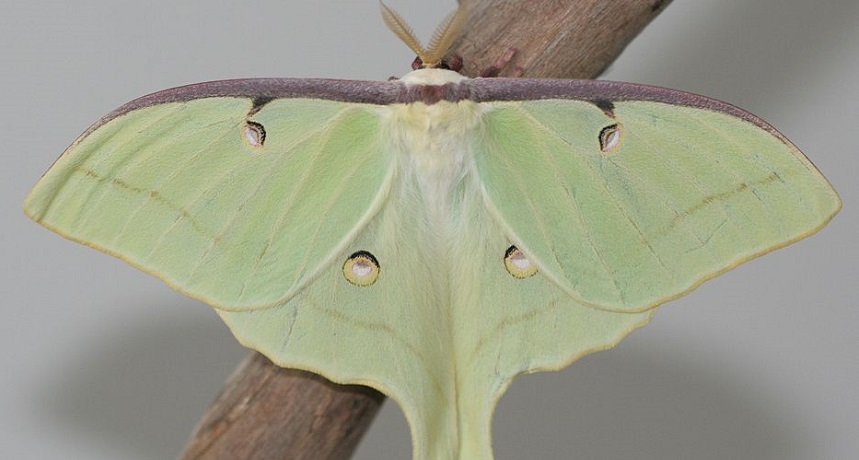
[
  {"left": 180, "top": 0, "right": 672, "bottom": 458},
  {"left": 452, "top": 0, "right": 672, "bottom": 78},
  {"left": 180, "top": 352, "right": 383, "bottom": 459}
]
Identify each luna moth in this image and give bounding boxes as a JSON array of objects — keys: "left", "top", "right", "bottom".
[{"left": 23, "top": 1, "right": 840, "bottom": 459}]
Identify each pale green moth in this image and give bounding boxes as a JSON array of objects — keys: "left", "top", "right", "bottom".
[{"left": 24, "top": 2, "right": 840, "bottom": 459}]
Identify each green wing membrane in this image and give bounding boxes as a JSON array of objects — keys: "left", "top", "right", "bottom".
[
  {"left": 25, "top": 97, "right": 392, "bottom": 310},
  {"left": 475, "top": 99, "right": 840, "bottom": 312},
  {"left": 218, "top": 158, "right": 654, "bottom": 459}
]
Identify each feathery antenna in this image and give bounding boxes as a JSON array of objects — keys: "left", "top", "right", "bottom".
[{"left": 380, "top": 1, "right": 467, "bottom": 68}]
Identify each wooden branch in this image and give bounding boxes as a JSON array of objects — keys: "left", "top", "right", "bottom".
[
  {"left": 180, "top": 0, "right": 672, "bottom": 458},
  {"left": 452, "top": 0, "right": 672, "bottom": 79},
  {"left": 180, "top": 352, "right": 384, "bottom": 459}
]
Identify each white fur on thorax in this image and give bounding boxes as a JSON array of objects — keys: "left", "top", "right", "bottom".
[
  {"left": 383, "top": 69, "right": 481, "bottom": 236},
  {"left": 399, "top": 68, "right": 469, "bottom": 86}
]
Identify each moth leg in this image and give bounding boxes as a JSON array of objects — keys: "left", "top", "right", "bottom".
[
  {"left": 480, "top": 47, "right": 521, "bottom": 77},
  {"left": 444, "top": 54, "right": 464, "bottom": 72}
]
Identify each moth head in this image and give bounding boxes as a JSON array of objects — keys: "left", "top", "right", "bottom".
[{"left": 380, "top": 0, "right": 468, "bottom": 69}]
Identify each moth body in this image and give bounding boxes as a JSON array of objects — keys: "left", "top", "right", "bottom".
[{"left": 387, "top": 69, "right": 481, "bottom": 244}]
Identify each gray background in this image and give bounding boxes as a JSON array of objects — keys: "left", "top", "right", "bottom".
[{"left": 2, "top": 0, "right": 857, "bottom": 458}]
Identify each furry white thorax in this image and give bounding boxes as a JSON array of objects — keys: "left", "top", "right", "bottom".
[
  {"left": 399, "top": 68, "right": 469, "bottom": 86},
  {"left": 385, "top": 69, "right": 481, "bottom": 238}
]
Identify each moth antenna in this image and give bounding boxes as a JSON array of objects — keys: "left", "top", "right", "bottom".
[
  {"left": 424, "top": 0, "right": 468, "bottom": 68},
  {"left": 380, "top": 1, "right": 428, "bottom": 63}
]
